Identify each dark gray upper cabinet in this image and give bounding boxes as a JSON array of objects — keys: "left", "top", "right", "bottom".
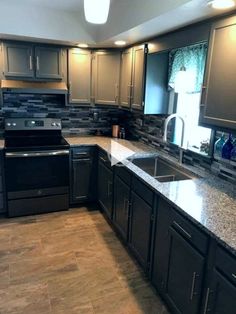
[
  {"left": 144, "top": 51, "right": 169, "bottom": 114},
  {"left": 3, "top": 42, "right": 34, "bottom": 78},
  {"left": 199, "top": 15, "right": 236, "bottom": 131},
  {"left": 35, "top": 46, "right": 62, "bottom": 79},
  {"left": 3, "top": 42, "right": 63, "bottom": 80},
  {"left": 68, "top": 49, "right": 92, "bottom": 104}
]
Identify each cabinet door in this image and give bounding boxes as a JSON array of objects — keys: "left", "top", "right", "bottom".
[
  {"left": 113, "top": 175, "right": 130, "bottom": 241},
  {"left": 131, "top": 45, "right": 147, "bottom": 110},
  {"left": 129, "top": 191, "right": 152, "bottom": 271},
  {"left": 151, "top": 198, "right": 172, "bottom": 294},
  {"left": 3, "top": 42, "right": 34, "bottom": 78},
  {"left": 166, "top": 227, "right": 205, "bottom": 314},
  {"left": 204, "top": 270, "right": 236, "bottom": 314},
  {"left": 98, "top": 161, "right": 113, "bottom": 219},
  {"left": 93, "top": 51, "right": 120, "bottom": 105},
  {"left": 35, "top": 46, "right": 62, "bottom": 79},
  {"left": 199, "top": 16, "right": 236, "bottom": 130},
  {"left": 71, "top": 158, "right": 93, "bottom": 203},
  {"left": 68, "top": 49, "right": 92, "bottom": 104},
  {"left": 120, "top": 48, "right": 133, "bottom": 108}
]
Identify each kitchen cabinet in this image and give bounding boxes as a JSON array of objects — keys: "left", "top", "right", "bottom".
[
  {"left": 166, "top": 227, "right": 205, "bottom": 314},
  {"left": 152, "top": 198, "right": 208, "bottom": 314},
  {"left": 199, "top": 15, "right": 236, "bottom": 131},
  {"left": 203, "top": 246, "right": 236, "bottom": 314},
  {"left": 34, "top": 46, "right": 62, "bottom": 79},
  {"left": 98, "top": 150, "right": 113, "bottom": 219},
  {"left": 0, "top": 150, "right": 6, "bottom": 214},
  {"left": 68, "top": 49, "right": 92, "bottom": 104},
  {"left": 131, "top": 45, "right": 147, "bottom": 110},
  {"left": 92, "top": 51, "right": 120, "bottom": 106},
  {"left": 129, "top": 177, "right": 154, "bottom": 272},
  {"left": 113, "top": 166, "right": 131, "bottom": 241},
  {"left": 70, "top": 146, "right": 97, "bottom": 204},
  {"left": 3, "top": 42, "right": 34, "bottom": 78},
  {"left": 3, "top": 42, "right": 63, "bottom": 80},
  {"left": 120, "top": 48, "right": 133, "bottom": 108},
  {"left": 151, "top": 198, "right": 172, "bottom": 295}
]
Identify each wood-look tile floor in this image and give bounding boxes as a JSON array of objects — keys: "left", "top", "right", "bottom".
[{"left": 0, "top": 206, "right": 170, "bottom": 314}]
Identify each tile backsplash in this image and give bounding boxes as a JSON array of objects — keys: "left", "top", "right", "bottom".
[
  {"left": 1, "top": 93, "right": 127, "bottom": 136},
  {"left": 1, "top": 92, "right": 236, "bottom": 184}
]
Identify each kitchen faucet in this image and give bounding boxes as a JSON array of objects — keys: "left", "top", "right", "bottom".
[{"left": 163, "top": 113, "right": 186, "bottom": 164}]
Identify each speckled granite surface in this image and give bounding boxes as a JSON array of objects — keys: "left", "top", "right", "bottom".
[
  {"left": 0, "top": 140, "right": 5, "bottom": 149},
  {"left": 66, "top": 136, "right": 236, "bottom": 255}
]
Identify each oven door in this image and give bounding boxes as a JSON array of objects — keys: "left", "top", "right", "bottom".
[{"left": 5, "top": 150, "right": 69, "bottom": 199}]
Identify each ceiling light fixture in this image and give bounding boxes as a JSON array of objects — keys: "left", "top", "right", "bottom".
[
  {"left": 77, "top": 43, "right": 89, "bottom": 48},
  {"left": 114, "top": 40, "right": 126, "bottom": 46},
  {"left": 209, "top": 0, "right": 235, "bottom": 9},
  {"left": 84, "top": 0, "right": 110, "bottom": 24}
]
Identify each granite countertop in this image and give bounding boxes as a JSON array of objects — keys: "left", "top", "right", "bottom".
[
  {"left": 0, "top": 140, "right": 5, "bottom": 149},
  {"left": 66, "top": 136, "right": 236, "bottom": 255}
]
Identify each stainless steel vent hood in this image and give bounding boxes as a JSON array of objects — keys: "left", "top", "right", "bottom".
[{"left": 0, "top": 80, "right": 68, "bottom": 94}]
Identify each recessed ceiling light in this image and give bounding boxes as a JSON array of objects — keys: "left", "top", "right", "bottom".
[
  {"left": 114, "top": 40, "right": 126, "bottom": 46},
  {"left": 77, "top": 43, "right": 88, "bottom": 48},
  {"left": 210, "top": 0, "right": 235, "bottom": 9}
]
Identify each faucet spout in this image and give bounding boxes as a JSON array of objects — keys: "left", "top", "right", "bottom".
[{"left": 163, "top": 113, "right": 186, "bottom": 163}]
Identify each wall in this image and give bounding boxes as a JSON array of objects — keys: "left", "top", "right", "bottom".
[{"left": 1, "top": 93, "right": 126, "bottom": 137}]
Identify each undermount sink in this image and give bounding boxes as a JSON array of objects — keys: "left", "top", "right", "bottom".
[{"left": 131, "top": 156, "right": 195, "bottom": 182}]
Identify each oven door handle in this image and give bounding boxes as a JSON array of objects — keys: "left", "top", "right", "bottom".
[{"left": 5, "top": 150, "right": 70, "bottom": 158}]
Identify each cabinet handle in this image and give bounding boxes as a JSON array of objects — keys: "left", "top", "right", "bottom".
[
  {"left": 75, "top": 158, "right": 91, "bottom": 162},
  {"left": 190, "top": 272, "right": 198, "bottom": 300},
  {"left": 124, "top": 198, "right": 129, "bottom": 216},
  {"left": 232, "top": 273, "right": 236, "bottom": 279},
  {"left": 100, "top": 156, "right": 107, "bottom": 163},
  {"left": 173, "top": 221, "right": 192, "bottom": 239},
  {"left": 130, "top": 85, "right": 134, "bottom": 99},
  {"left": 200, "top": 85, "right": 207, "bottom": 105},
  {"left": 74, "top": 152, "right": 88, "bottom": 156},
  {"left": 36, "top": 56, "right": 39, "bottom": 71},
  {"left": 203, "top": 288, "right": 210, "bottom": 314},
  {"left": 29, "top": 55, "right": 33, "bottom": 70},
  {"left": 115, "top": 83, "right": 119, "bottom": 103}
]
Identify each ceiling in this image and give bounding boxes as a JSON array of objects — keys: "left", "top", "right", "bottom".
[{"left": 0, "top": 0, "right": 234, "bottom": 47}]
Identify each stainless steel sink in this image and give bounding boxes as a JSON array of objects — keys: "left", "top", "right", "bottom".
[{"left": 131, "top": 157, "right": 194, "bottom": 182}]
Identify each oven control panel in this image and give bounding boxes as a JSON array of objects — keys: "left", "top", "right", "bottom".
[{"left": 5, "top": 118, "right": 62, "bottom": 131}]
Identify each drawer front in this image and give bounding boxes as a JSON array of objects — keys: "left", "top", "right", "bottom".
[
  {"left": 171, "top": 209, "right": 209, "bottom": 255},
  {"left": 115, "top": 166, "right": 131, "bottom": 186},
  {"left": 132, "top": 176, "right": 153, "bottom": 206},
  {"left": 72, "top": 146, "right": 95, "bottom": 159},
  {"left": 216, "top": 246, "right": 236, "bottom": 285},
  {"left": 99, "top": 149, "right": 111, "bottom": 168}
]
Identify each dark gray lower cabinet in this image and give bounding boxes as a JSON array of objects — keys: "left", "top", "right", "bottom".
[
  {"left": 98, "top": 160, "right": 113, "bottom": 219},
  {"left": 113, "top": 175, "right": 130, "bottom": 241},
  {"left": 129, "top": 191, "right": 153, "bottom": 271},
  {"left": 166, "top": 227, "right": 205, "bottom": 314},
  {"left": 204, "top": 270, "right": 236, "bottom": 314},
  {"left": 70, "top": 147, "right": 96, "bottom": 204}
]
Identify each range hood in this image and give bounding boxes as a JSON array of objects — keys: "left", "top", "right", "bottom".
[{"left": 0, "top": 80, "right": 68, "bottom": 94}]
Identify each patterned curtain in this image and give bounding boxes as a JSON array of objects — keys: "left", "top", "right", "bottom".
[{"left": 168, "top": 42, "right": 208, "bottom": 93}]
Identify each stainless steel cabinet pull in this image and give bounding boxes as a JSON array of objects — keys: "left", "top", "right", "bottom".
[
  {"left": 190, "top": 272, "right": 198, "bottom": 300},
  {"left": 203, "top": 288, "right": 210, "bottom": 314},
  {"left": 100, "top": 156, "right": 107, "bottom": 163},
  {"left": 75, "top": 152, "right": 88, "bottom": 156},
  {"left": 232, "top": 273, "right": 236, "bottom": 279},
  {"left": 76, "top": 158, "right": 91, "bottom": 162},
  {"left": 29, "top": 55, "right": 33, "bottom": 70},
  {"left": 107, "top": 181, "right": 112, "bottom": 196},
  {"left": 173, "top": 221, "right": 192, "bottom": 239},
  {"left": 36, "top": 56, "right": 40, "bottom": 71}
]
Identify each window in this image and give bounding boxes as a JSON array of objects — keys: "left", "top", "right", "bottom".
[{"left": 168, "top": 42, "right": 212, "bottom": 156}]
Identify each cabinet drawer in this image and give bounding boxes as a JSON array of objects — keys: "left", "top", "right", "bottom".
[
  {"left": 99, "top": 149, "right": 111, "bottom": 168},
  {"left": 171, "top": 209, "right": 209, "bottom": 255},
  {"left": 132, "top": 176, "right": 153, "bottom": 206},
  {"left": 216, "top": 246, "right": 236, "bottom": 285},
  {"left": 72, "top": 146, "right": 94, "bottom": 159},
  {"left": 115, "top": 166, "right": 131, "bottom": 186}
]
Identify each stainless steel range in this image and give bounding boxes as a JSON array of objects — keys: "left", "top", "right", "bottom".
[{"left": 4, "top": 118, "right": 70, "bottom": 217}]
